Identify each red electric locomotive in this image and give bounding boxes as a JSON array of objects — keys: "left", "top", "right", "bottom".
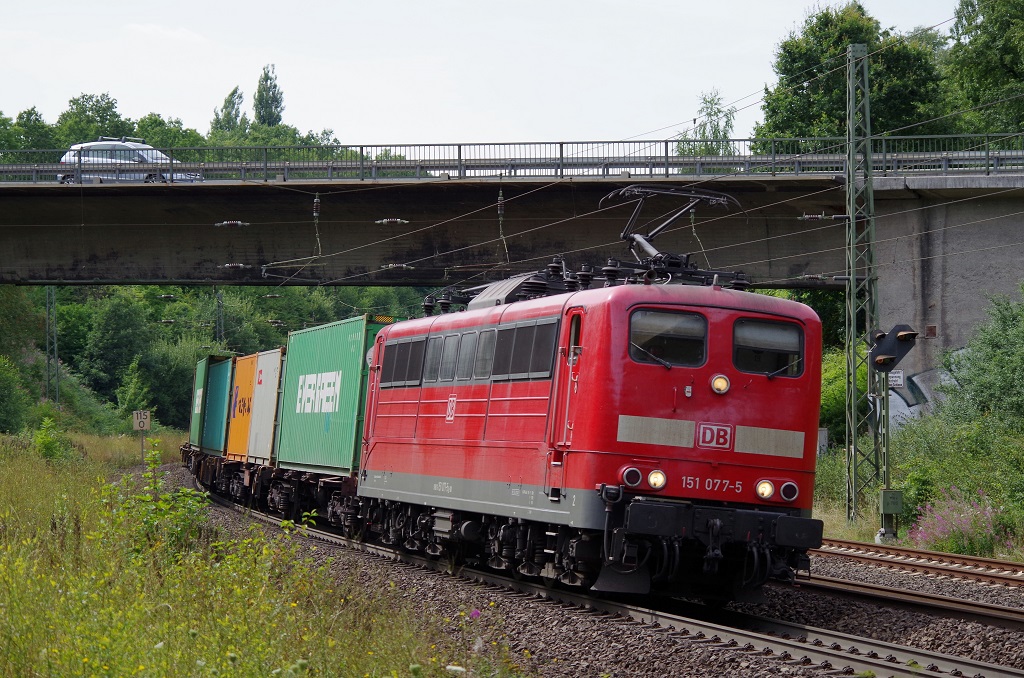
[
  {"left": 357, "top": 272, "right": 822, "bottom": 600},
  {"left": 351, "top": 186, "right": 824, "bottom": 601}
]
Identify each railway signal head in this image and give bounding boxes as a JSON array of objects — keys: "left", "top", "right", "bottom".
[{"left": 869, "top": 324, "right": 918, "bottom": 372}]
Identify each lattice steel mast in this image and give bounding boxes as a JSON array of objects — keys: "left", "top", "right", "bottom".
[
  {"left": 45, "top": 286, "right": 59, "bottom": 405},
  {"left": 845, "top": 44, "right": 887, "bottom": 521}
]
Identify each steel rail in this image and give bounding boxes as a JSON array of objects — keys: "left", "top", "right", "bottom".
[
  {"left": 817, "top": 539, "right": 1024, "bottom": 588},
  {"left": 799, "top": 574, "right": 1024, "bottom": 631}
]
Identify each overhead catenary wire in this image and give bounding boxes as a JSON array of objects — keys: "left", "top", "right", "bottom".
[
  {"left": 261, "top": 178, "right": 571, "bottom": 274},
  {"left": 300, "top": 119, "right": 1024, "bottom": 292}
]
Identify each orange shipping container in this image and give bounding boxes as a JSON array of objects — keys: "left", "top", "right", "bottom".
[{"left": 226, "top": 354, "right": 257, "bottom": 461}]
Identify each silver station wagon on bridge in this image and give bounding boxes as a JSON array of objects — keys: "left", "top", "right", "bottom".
[{"left": 58, "top": 137, "right": 203, "bottom": 184}]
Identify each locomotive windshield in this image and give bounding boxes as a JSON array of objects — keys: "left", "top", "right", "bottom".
[
  {"left": 629, "top": 310, "right": 706, "bottom": 367},
  {"left": 733, "top": 319, "right": 803, "bottom": 377}
]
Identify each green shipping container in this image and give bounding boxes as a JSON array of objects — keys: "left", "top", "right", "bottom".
[
  {"left": 200, "top": 357, "right": 234, "bottom": 455},
  {"left": 188, "top": 357, "right": 210, "bottom": 447},
  {"left": 275, "top": 315, "right": 390, "bottom": 474}
]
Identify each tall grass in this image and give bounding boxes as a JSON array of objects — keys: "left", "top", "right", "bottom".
[
  {"left": 69, "top": 429, "right": 188, "bottom": 467},
  {"left": 0, "top": 436, "right": 528, "bottom": 677}
]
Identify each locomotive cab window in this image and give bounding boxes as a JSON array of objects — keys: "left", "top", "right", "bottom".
[
  {"left": 733, "top": 319, "right": 803, "bottom": 377},
  {"left": 629, "top": 310, "right": 706, "bottom": 367}
]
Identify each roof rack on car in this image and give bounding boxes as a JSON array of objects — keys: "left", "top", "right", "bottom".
[{"left": 96, "top": 136, "right": 146, "bottom": 143}]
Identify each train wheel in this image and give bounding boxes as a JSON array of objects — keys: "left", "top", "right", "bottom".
[{"left": 341, "top": 518, "right": 366, "bottom": 542}]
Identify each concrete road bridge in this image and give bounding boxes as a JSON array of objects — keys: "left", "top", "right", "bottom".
[{"left": 2, "top": 136, "right": 1023, "bottom": 399}]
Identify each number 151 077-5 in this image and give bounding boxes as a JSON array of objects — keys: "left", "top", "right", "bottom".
[{"left": 681, "top": 476, "right": 743, "bottom": 493}]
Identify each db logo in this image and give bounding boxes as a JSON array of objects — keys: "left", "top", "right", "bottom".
[
  {"left": 697, "top": 423, "right": 733, "bottom": 450},
  {"left": 445, "top": 395, "right": 458, "bottom": 422}
]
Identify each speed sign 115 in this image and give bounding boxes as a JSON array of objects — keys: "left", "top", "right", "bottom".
[{"left": 132, "top": 410, "right": 151, "bottom": 431}]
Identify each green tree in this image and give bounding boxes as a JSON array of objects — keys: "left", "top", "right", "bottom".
[
  {"left": 0, "top": 286, "right": 42, "bottom": 360},
  {"left": 788, "top": 288, "right": 845, "bottom": 349},
  {"left": 134, "top": 113, "right": 205, "bottom": 154},
  {"left": 945, "top": 0, "right": 1024, "bottom": 133},
  {"left": 755, "top": 2, "right": 951, "bottom": 140},
  {"left": 253, "top": 64, "right": 285, "bottom": 127},
  {"left": 146, "top": 335, "right": 213, "bottom": 429},
  {"left": 78, "top": 291, "right": 155, "bottom": 402},
  {"left": 53, "top": 93, "right": 135, "bottom": 148},
  {"left": 300, "top": 128, "right": 342, "bottom": 146},
  {"left": 0, "top": 355, "right": 31, "bottom": 433},
  {"left": 55, "top": 301, "right": 95, "bottom": 375},
  {"left": 115, "top": 356, "right": 154, "bottom": 421},
  {"left": 676, "top": 89, "right": 737, "bottom": 156},
  {"left": 0, "top": 111, "right": 15, "bottom": 151},
  {"left": 245, "top": 122, "right": 306, "bottom": 146},
  {"left": 210, "top": 86, "right": 248, "bottom": 136},
  {"left": 13, "top": 107, "right": 58, "bottom": 151}
]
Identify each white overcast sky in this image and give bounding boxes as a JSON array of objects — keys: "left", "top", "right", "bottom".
[{"left": 4, "top": 0, "right": 960, "bottom": 144}]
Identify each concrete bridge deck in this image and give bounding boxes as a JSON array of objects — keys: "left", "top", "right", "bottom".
[{"left": 1, "top": 171, "right": 1022, "bottom": 390}]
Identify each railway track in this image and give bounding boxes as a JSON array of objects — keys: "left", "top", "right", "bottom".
[
  {"left": 198, "top": 483, "right": 1024, "bottom": 677},
  {"left": 816, "top": 538, "right": 1024, "bottom": 587},
  {"left": 795, "top": 575, "right": 1024, "bottom": 630}
]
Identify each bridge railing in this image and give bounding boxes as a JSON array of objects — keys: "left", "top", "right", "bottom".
[{"left": 1, "top": 134, "right": 1022, "bottom": 183}]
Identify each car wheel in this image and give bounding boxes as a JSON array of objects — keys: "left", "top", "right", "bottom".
[
  {"left": 144, "top": 174, "right": 158, "bottom": 183},
  {"left": 59, "top": 175, "right": 75, "bottom": 185}
]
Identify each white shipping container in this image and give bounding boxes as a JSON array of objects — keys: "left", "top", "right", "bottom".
[{"left": 248, "top": 348, "right": 284, "bottom": 465}]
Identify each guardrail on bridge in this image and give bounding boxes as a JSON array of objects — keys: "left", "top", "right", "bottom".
[{"left": 1, "top": 134, "right": 1023, "bottom": 184}]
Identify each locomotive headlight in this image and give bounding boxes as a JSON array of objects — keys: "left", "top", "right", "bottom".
[
  {"left": 647, "top": 470, "right": 667, "bottom": 490},
  {"left": 711, "top": 374, "right": 730, "bottom": 394},
  {"left": 755, "top": 480, "right": 775, "bottom": 499}
]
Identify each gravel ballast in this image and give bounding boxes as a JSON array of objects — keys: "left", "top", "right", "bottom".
[{"left": 165, "top": 465, "right": 1024, "bottom": 676}]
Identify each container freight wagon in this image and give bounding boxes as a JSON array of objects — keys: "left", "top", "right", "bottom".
[
  {"left": 261, "top": 315, "right": 392, "bottom": 518},
  {"left": 183, "top": 349, "right": 278, "bottom": 501}
]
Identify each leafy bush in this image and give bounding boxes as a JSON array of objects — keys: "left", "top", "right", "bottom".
[
  {"left": 20, "top": 361, "right": 122, "bottom": 435},
  {"left": 942, "top": 284, "right": 1024, "bottom": 423},
  {"left": 813, "top": 450, "right": 847, "bottom": 504},
  {"left": 891, "top": 394, "right": 1024, "bottom": 526},
  {"left": 96, "top": 443, "right": 208, "bottom": 563},
  {"left": 32, "top": 417, "right": 76, "bottom": 461}
]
